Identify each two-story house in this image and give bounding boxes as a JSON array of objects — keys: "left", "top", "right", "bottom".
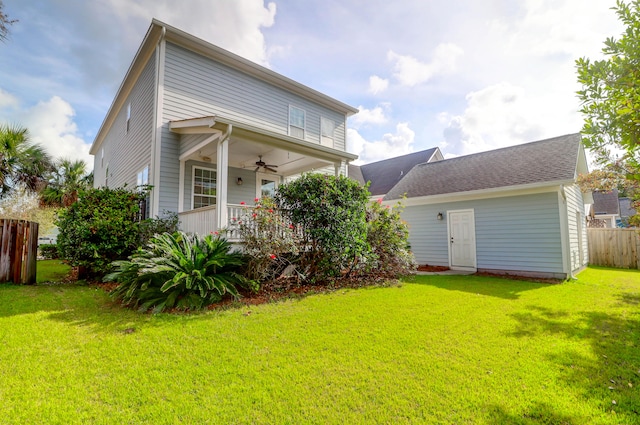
[{"left": 90, "top": 19, "right": 358, "bottom": 235}]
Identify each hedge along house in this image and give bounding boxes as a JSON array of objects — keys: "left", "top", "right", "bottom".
[
  {"left": 90, "top": 19, "right": 358, "bottom": 236},
  {"left": 380, "top": 134, "right": 591, "bottom": 279}
]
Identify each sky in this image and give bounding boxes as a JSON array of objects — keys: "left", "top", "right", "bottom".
[{"left": 0, "top": 0, "right": 625, "bottom": 170}]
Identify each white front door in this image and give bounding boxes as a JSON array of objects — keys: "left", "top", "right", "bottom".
[
  {"left": 448, "top": 209, "right": 477, "bottom": 270},
  {"left": 256, "top": 172, "right": 279, "bottom": 199}
]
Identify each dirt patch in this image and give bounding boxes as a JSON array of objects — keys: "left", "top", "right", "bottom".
[{"left": 417, "top": 264, "right": 450, "bottom": 272}]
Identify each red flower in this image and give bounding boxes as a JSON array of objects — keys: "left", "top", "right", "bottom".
[
  {"left": 377, "top": 198, "right": 383, "bottom": 204},
  {"left": 252, "top": 213, "right": 257, "bottom": 218},
  {"left": 214, "top": 231, "right": 219, "bottom": 235},
  {"left": 288, "top": 224, "right": 294, "bottom": 229},
  {"left": 254, "top": 197, "right": 260, "bottom": 202},
  {"left": 240, "top": 201, "right": 245, "bottom": 205},
  {"left": 268, "top": 209, "right": 274, "bottom": 213},
  {"left": 269, "top": 254, "right": 276, "bottom": 260}
]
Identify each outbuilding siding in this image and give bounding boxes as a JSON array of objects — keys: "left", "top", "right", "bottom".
[
  {"left": 402, "top": 191, "right": 564, "bottom": 275},
  {"left": 564, "top": 184, "right": 589, "bottom": 272}
]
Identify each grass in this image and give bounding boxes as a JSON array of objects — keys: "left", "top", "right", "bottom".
[
  {"left": 36, "top": 259, "right": 72, "bottom": 284},
  {"left": 0, "top": 267, "right": 638, "bottom": 424}
]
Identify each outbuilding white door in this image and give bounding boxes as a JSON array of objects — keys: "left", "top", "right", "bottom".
[{"left": 448, "top": 209, "right": 477, "bottom": 270}]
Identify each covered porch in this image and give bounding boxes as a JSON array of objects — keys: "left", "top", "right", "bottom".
[{"left": 170, "top": 116, "right": 357, "bottom": 237}]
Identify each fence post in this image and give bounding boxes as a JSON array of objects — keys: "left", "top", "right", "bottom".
[{"left": 0, "top": 219, "right": 39, "bottom": 284}]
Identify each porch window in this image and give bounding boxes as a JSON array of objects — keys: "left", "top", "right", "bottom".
[
  {"left": 321, "top": 117, "right": 335, "bottom": 147},
  {"left": 289, "top": 105, "right": 305, "bottom": 139},
  {"left": 192, "top": 166, "right": 216, "bottom": 209}
]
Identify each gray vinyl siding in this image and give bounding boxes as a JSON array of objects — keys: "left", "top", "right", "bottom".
[
  {"left": 162, "top": 42, "right": 347, "bottom": 149},
  {"left": 93, "top": 55, "right": 155, "bottom": 189},
  {"left": 183, "top": 161, "right": 258, "bottom": 209},
  {"left": 564, "top": 184, "right": 588, "bottom": 271},
  {"left": 402, "top": 191, "right": 564, "bottom": 274}
]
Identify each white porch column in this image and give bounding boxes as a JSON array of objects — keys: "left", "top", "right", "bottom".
[
  {"left": 334, "top": 160, "right": 345, "bottom": 176},
  {"left": 216, "top": 134, "right": 230, "bottom": 230}
]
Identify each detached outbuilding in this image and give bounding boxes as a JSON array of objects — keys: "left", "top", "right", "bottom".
[{"left": 358, "top": 134, "right": 591, "bottom": 279}]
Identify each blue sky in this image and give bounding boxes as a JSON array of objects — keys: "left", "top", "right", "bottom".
[{"left": 0, "top": 0, "right": 623, "bottom": 169}]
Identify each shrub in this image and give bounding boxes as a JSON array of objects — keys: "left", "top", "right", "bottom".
[
  {"left": 365, "top": 199, "right": 416, "bottom": 276},
  {"left": 106, "top": 231, "right": 255, "bottom": 312},
  {"left": 56, "top": 187, "right": 144, "bottom": 277},
  {"left": 275, "top": 173, "right": 370, "bottom": 282},
  {"left": 39, "top": 244, "right": 59, "bottom": 260},
  {"left": 231, "top": 197, "right": 302, "bottom": 282},
  {"left": 139, "top": 210, "right": 180, "bottom": 246}
]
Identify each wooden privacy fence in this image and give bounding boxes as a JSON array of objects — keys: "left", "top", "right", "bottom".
[
  {"left": 0, "top": 219, "right": 39, "bottom": 284},
  {"left": 587, "top": 228, "right": 640, "bottom": 269}
]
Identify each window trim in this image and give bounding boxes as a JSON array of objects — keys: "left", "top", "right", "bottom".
[
  {"left": 288, "top": 105, "right": 306, "bottom": 139},
  {"left": 191, "top": 165, "right": 217, "bottom": 210},
  {"left": 126, "top": 102, "right": 131, "bottom": 133}
]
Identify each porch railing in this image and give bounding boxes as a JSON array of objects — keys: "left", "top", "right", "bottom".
[{"left": 178, "top": 205, "right": 217, "bottom": 236}]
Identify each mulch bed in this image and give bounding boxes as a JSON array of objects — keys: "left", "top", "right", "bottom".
[{"left": 416, "top": 264, "right": 450, "bottom": 272}]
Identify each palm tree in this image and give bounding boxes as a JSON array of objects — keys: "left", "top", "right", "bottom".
[
  {"left": 39, "top": 158, "right": 92, "bottom": 207},
  {"left": 0, "top": 124, "right": 53, "bottom": 198}
]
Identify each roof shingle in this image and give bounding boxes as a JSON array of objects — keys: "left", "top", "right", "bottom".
[{"left": 385, "top": 134, "right": 582, "bottom": 200}]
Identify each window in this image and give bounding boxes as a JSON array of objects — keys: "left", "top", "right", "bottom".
[
  {"left": 137, "top": 166, "right": 150, "bottom": 220},
  {"left": 192, "top": 166, "right": 216, "bottom": 209},
  {"left": 126, "top": 102, "right": 131, "bottom": 133},
  {"left": 321, "top": 117, "right": 335, "bottom": 147},
  {"left": 289, "top": 105, "right": 305, "bottom": 139},
  {"left": 137, "top": 166, "right": 149, "bottom": 187}
]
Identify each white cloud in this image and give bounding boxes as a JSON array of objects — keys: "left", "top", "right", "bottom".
[
  {"left": 0, "top": 88, "right": 19, "bottom": 110},
  {"left": 106, "top": 0, "right": 277, "bottom": 65},
  {"left": 388, "top": 43, "right": 463, "bottom": 87},
  {"left": 348, "top": 122, "right": 415, "bottom": 165},
  {"left": 350, "top": 105, "right": 389, "bottom": 128},
  {"left": 368, "top": 75, "right": 389, "bottom": 95},
  {"left": 439, "top": 82, "right": 547, "bottom": 156},
  {"left": 13, "top": 96, "right": 93, "bottom": 167}
]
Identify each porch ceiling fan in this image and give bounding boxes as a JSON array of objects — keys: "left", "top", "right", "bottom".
[{"left": 254, "top": 155, "right": 278, "bottom": 173}]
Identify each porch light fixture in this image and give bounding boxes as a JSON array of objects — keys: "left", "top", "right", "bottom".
[
  {"left": 437, "top": 212, "right": 443, "bottom": 220},
  {"left": 236, "top": 177, "right": 243, "bottom": 185}
]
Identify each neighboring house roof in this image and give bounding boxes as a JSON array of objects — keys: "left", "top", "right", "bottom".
[
  {"left": 385, "top": 134, "right": 583, "bottom": 200},
  {"left": 353, "top": 148, "right": 442, "bottom": 196},
  {"left": 592, "top": 190, "right": 620, "bottom": 215},
  {"left": 619, "top": 197, "right": 636, "bottom": 218}
]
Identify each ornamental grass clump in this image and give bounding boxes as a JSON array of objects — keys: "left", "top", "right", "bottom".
[{"left": 106, "top": 231, "right": 255, "bottom": 312}]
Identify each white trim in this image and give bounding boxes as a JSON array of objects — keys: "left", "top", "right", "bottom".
[
  {"left": 447, "top": 209, "right": 477, "bottom": 271},
  {"left": 191, "top": 165, "right": 217, "bottom": 210},
  {"left": 169, "top": 116, "right": 218, "bottom": 134},
  {"left": 150, "top": 33, "right": 166, "bottom": 218},
  {"left": 216, "top": 136, "right": 229, "bottom": 229},
  {"left": 178, "top": 132, "right": 222, "bottom": 161},
  {"left": 388, "top": 180, "right": 574, "bottom": 207},
  {"left": 288, "top": 105, "right": 306, "bottom": 140},
  {"left": 178, "top": 160, "right": 185, "bottom": 212},
  {"left": 558, "top": 187, "right": 571, "bottom": 278}
]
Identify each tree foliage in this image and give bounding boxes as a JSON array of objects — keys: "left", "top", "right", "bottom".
[
  {"left": 0, "top": 0, "right": 16, "bottom": 43},
  {"left": 0, "top": 124, "right": 53, "bottom": 198},
  {"left": 39, "top": 158, "right": 92, "bottom": 207},
  {"left": 577, "top": 1, "right": 640, "bottom": 166}
]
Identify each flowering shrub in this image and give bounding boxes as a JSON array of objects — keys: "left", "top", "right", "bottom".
[{"left": 233, "top": 197, "right": 302, "bottom": 282}]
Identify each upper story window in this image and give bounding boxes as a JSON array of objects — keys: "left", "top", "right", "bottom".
[
  {"left": 321, "top": 117, "right": 335, "bottom": 148},
  {"left": 192, "top": 166, "right": 216, "bottom": 209},
  {"left": 126, "top": 102, "right": 131, "bottom": 133},
  {"left": 289, "top": 105, "right": 305, "bottom": 139}
]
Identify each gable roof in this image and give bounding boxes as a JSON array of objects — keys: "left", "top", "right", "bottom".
[
  {"left": 91, "top": 19, "right": 358, "bottom": 155},
  {"left": 353, "top": 148, "right": 441, "bottom": 196},
  {"left": 385, "top": 134, "right": 583, "bottom": 200},
  {"left": 592, "top": 189, "right": 620, "bottom": 215},
  {"left": 348, "top": 163, "right": 366, "bottom": 186}
]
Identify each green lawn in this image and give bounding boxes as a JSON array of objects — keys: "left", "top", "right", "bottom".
[
  {"left": 36, "top": 259, "right": 72, "bottom": 284},
  {"left": 0, "top": 267, "right": 638, "bottom": 424}
]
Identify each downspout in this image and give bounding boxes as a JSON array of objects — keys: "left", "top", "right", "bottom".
[{"left": 150, "top": 26, "right": 166, "bottom": 218}]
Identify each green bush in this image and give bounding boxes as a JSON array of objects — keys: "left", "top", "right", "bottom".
[
  {"left": 38, "top": 244, "right": 59, "bottom": 260},
  {"left": 139, "top": 210, "right": 180, "bottom": 246},
  {"left": 365, "top": 199, "right": 415, "bottom": 276},
  {"left": 56, "top": 187, "right": 144, "bottom": 277},
  {"left": 106, "top": 231, "right": 255, "bottom": 312},
  {"left": 275, "top": 173, "right": 370, "bottom": 282}
]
